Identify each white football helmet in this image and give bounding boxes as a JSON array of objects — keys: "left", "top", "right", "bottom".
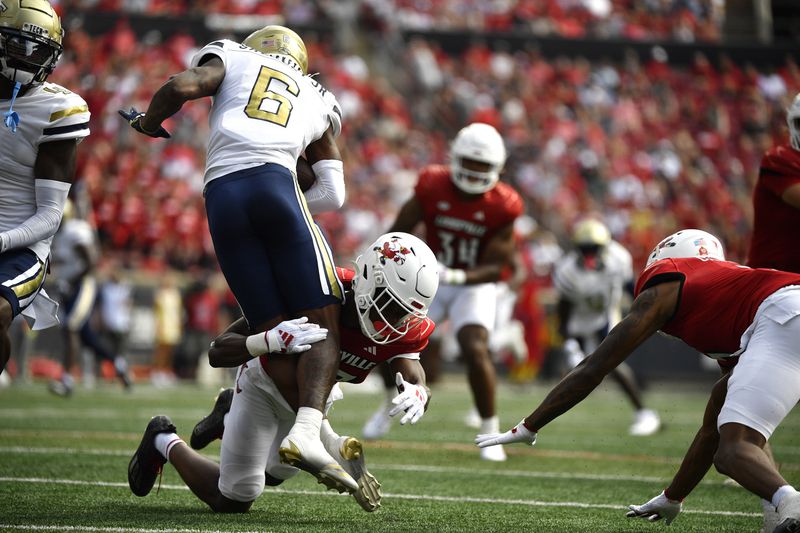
[
  {"left": 788, "top": 93, "right": 800, "bottom": 151},
  {"left": 646, "top": 229, "right": 725, "bottom": 267},
  {"left": 449, "top": 122, "right": 507, "bottom": 194},
  {"left": 352, "top": 232, "right": 439, "bottom": 344}
]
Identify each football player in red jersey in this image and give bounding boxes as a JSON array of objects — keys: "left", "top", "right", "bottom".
[
  {"left": 363, "top": 123, "right": 523, "bottom": 461},
  {"left": 126, "top": 233, "right": 438, "bottom": 514},
  {"left": 748, "top": 93, "right": 800, "bottom": 272},
  {"left": 476, "top": 229, "right": 800, "bottom": 532}
]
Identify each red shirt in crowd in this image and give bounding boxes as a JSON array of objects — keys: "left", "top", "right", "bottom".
[
  {"left": 414, "top": 165, "right": 524, "bottom": 270},
  {"left": 635, "top": 257, "right": 800, "bottom": 355},
  {"left": 748, "top": 144, "right": 800, "bottom": 272}
]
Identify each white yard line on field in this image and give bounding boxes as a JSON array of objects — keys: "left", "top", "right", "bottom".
[
  {"left": 0, "top": 476, "right": 760, "bottom": 518},
  {"left": 0, "top": 525, "right": 263, "bottom": 533}
]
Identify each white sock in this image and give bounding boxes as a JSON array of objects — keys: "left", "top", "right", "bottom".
[
  {"left": 763, "top": 498, "right": 777, "bottom": 512},
  {"left": 62, "top": 373, "right": 75, "bottom": 388},
  {"left": 479, "top": 416, "right": 500, "bottom": 435},
  {"left": 223, "top": 413, "right": 229, "bottom": 427},
  {"left": 154, "top": 432, "right": 183, "bottom": 462},
  {"left": 320, "top": 418, "right": 341, "bottom": 456},
  {"left": 291, "top": 407, "right": 323, "bottom": 436},
  {"left": 772, "top": 485, "right": 798, "bottom": 509}
]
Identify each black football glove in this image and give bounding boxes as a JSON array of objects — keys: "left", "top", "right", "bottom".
[{"left": 118, "top": 107, "right": 171, "bottom": 138}]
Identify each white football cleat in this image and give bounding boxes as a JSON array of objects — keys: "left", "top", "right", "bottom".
[
  {"left": 480, "top": 444, "right": 507, "bottom": 462},
  {"left": 463, "top": 407, "right": 481, "bottom": 429},
  {"left": 762, "top": 498, "right": 780, "bottom": 533},
  {"left": 775, "top": 491, "right": 800, "bottom": 533},
  {"left": 279, "top": 432, "right": 358, "bottom": 493},
  {"left": 629, "top": 409, "right": 661, "bottom": 437},
  {"left": 334, "top": 436, "right": 382, "bottom": 512},
  {"left": 362, "top": 403, "right": 392, "bottom": 440}
]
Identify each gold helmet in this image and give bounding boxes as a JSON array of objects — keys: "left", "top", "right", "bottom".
[
  {"left": 572, "top": 219, "right": 611, "bottom": 248},
  {"left": 242, "top": 25, "right": 307, "bottom": 74},
  {"left": 0, "top": 0, "right": 63, "bottom": 86}
]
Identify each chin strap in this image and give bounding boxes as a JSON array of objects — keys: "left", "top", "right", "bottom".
[{"left": 3, "top": 81, "right": 21, "bottom": 133}]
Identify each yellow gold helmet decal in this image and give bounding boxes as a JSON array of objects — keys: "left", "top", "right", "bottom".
[{"left": 243, "top": 25, "right": 308, "bottom": 74}]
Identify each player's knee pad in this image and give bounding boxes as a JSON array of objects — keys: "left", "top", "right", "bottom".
[{"left": 219, "top": 470, "right": 265, "bottom": 503}]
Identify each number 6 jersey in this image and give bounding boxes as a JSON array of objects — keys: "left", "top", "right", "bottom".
[
  {"left": 414, "top": 165, "right": 523, "bottom": 269},
  {"left": 190, "top": 39, "right": 343, "bottom": 187}
]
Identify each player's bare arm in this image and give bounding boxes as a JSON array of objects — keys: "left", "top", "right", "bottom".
[
  {"left": 139, "top": 57, "right": 225, "bottom": 133},
  {"left": 301, "top": 125, "right": 346, "bottom": 213},
  {"left": 389, "top": 196, "right": 425, "bottom": 233},
  {"left": 36, "top": 139, "right": 78, "bottom": 184},
  {"left": 460, "top": 223, "right": 515, "bottom": 284},
  {"left": 522, "top": 280, "right": 680, "bottom": 431},
  {"left": 207, "top": 318, "right": 251, "bottom": 368},
  {"left": 305, "top": 125, "right": 342, "bottom": 163},
  {"left": 781, "top": 183, "right": 800, "bottom": 209},
  {"left": 664, "top": 372, "right": 730, "bottom": 500}
]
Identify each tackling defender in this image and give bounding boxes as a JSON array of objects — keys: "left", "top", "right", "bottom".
[
  {"left": 0, "top": 0, "right": 90, "bottom": 375},
  {"left": 120, "top": 26, "right": 352, "bottom": 489},
  {"left": 476, "top": 229, "right": 800, "bottom": 532},
  {"left": 127, "top": 233, "right": 439, "bottom": 513},
  {"left": 362, "top": 123, "right": 523, "bottom": 462}
]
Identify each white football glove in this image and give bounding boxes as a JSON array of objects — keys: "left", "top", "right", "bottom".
[
  {"left": 438, "top": 262, "right": 467, "bottom": 285},
  {"left": 266, "top": 317, "right": 328, "bottom": 354},
  {"left": 388, "top": 372, "right": 428, "bottom": 425},
  {"left": 626, "top": 490, "right": 682, "bottom": 525},
  {"left": 475, "top": 419, "right": 537, "bottom": 448}
]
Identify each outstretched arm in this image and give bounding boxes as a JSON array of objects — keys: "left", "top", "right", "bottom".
[
  {"left": 138, "top": 57, "right": 225, "bottom": 133},
  {"left": 521, "top": 281, "right": 679, "bottom": 431},
  {"left": 442, "top": 223, "right": 516, "bottom": 285},
  {"left": 476, "top": 281, "right": 680, "bottom": 449}
]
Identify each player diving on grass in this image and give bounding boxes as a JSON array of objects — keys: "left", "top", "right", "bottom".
[
  {"left": 127, "top": 233, "right": 439, "bottom": 513},
  {"left": 119, "top": 26, "right": 354, "bottom": 491},
  {"left": 476, "top": 229, "right": 800, "bottom": 532}
]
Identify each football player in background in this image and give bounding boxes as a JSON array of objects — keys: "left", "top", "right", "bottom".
[
  {"left": 553, "top": 218, "right": 660, "bottom": 436},
  {"left": 477, "top": 229, "right": 800, "bottom": 532},
  {"left": 0, "top": 0, "right": 90, "bottom": 376},
  {"left": 48, "top": 201, "right": 131, "bottom": 396},
  {"left": 362, "top": 123, "right": 523, "bottom": 462},
  {"left": 127, "top": 233, "right": 438, "bottom": 514},
  {"left": 748, "top": 92, "right": 800, "bottom": 273},
  {"left": 120, "top": 26, "right": 352, "bottom": 489}
]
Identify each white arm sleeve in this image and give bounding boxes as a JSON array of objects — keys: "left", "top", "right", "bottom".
[
  {"left": 305, "top": 159, "right": 345, "bottom": 215},
  {"left": 0, "top": 179, "right": 71, "bottom": 253}
]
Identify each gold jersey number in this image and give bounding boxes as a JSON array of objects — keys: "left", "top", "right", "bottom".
[{"left": 244, "top": 66, "right": 300, "bottom": 127}]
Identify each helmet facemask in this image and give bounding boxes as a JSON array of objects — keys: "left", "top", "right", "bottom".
[
  {"left": 449, "top": 122, "right": 507, "bottom": 195},
  {"left": 0, "top": 27, "right": 61, "bottom": 87},
  {"left": 352, "top": 232, "right": 439, "bottom": 345}
]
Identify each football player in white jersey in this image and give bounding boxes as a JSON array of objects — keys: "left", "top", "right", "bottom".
[
  {"left": 0, "top": 0, "right": 90, "bottom": 376},
  {"left": 553, "top": 219, "right": 661, "bottom": 436},
  {"left": 48, "top": 202, "right": 131, "bottom": 396},
  {"left": 120, "top": 26, "right": 353, "bottom": 491}
]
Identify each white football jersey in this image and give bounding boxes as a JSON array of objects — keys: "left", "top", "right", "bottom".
[
  {"left": 0, "top": 82, "right": 90, "bottom": 261},
  {"left": 553, "top": 240, "right": 633, "bottom": 336},
  {"left": 50, "top": 218, "right": 96, "bottom": 286},
  {"left": 190, "top": 39, "right": 343, "bottom": 186}
]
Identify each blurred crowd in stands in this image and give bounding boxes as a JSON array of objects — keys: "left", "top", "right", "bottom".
[
  {"left": 55, "top": 0, "right": 724, "bottom": 42},
  {"left": 51, "top": 21, "right": 798, "bottom": 273},
  {"left": 17, "top": 6, "right": 794, "bottom": 383}
]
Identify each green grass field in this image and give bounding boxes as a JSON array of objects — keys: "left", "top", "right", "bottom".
[{"left": 1, "top": 376, "right": 798, "bottom": 532}]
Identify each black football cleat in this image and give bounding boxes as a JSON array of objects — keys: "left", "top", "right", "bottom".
[
  {"left": 190, "top": 388, "right": 233, "bottom": 450},
  {"left": 128, "top": 415, "right": 176, "bottom": 497},
  {"left": 775, "top": 518, "right": 800, "bottom": 533}
]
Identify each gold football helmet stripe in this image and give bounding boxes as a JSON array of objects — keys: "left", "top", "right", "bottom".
[{"left": 49, "top": 105, "right": 88, "bottom": 122}]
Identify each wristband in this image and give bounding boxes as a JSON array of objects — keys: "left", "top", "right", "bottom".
[
  {"left": 442, "top": 268, "right": 467, "bottom": 285},
  {"left": 245, "top": 332, "right": 269, "bottom": 357}
]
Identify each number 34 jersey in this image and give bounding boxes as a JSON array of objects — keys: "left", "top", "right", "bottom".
[
  {"left": 415, "top": 165, "right": 523, "bottom": 269},
  {"left": 190, "top": 39, "right": 343, "bottom": 186}
]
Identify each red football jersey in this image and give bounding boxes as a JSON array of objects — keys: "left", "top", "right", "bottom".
[
  {"left": 747, "top": 144, "right": 800, "bottom": 272},
  {"left": 261, "top": 267, "right": 435, "bottom": 384},
  {"left": 414, "top": 165, "right": 524, "bottom": 269},
  {"left": 635, "top": 258, "right": 800, "bottom": 354}
]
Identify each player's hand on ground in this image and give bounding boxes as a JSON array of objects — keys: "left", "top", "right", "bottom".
[
  {"left": 266, "top": 317, "right": 328, "bottom": 354},
  {"left": 388, "top": 372, "right": 428, "bottom": 425},
  {"left": 118, "top": 107, "right": 171, "bottom": 138},
  {"left": 475, "top": 420, "right": 537, "bottom": 448},
  {"left": 626, "top": 490, "right": 682, "bottom": 525}
]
